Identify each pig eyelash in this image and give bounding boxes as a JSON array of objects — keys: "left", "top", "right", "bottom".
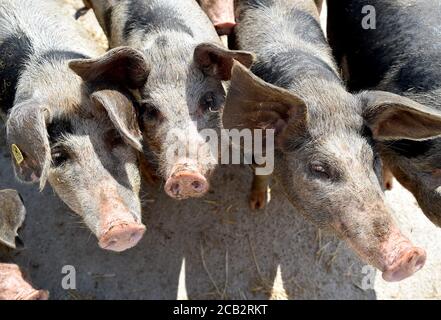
[
  {"left": 51, "top": 145, "right": 70, "bottom": 167},
  {"left": 200, "top": 92, "right": 220, "bottom": 113},
  {"left": 309, "top": 161, "right": 332, "bottom": 180}
]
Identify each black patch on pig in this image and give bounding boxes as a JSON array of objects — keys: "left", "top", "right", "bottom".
[
  {"left": 0, "top": 33, "right": 33, "bottom": 114},
  {"left": 396, "top": 56, "right": 441, "bottom": 93},
  {"left": 103, "top": 7, "right": 113, "bottom": 38},
  {"left": 388, "top": 139, "right": 434, "bottom": 158},
  {"left": 123, "top": 1, "right": 193, "bottom": 39},
  {"left": 36, "top": 50, "right": 89, "bottom": 65},
  {"left": 48, "top": 119, "right": 73, "bottom": 143},
  {"left": 252, "top": 49, "right": 340, "bottom": 89}
]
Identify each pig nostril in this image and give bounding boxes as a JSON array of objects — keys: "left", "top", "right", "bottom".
[
  {"left": 192, "top": 180, "right": 202, "bottom": 191},
  {"left": 170, "top": 183, "right": 180, "bottom": 195},
  {"left": 414, "top": 255, "right": 426, "bottom": 271}
]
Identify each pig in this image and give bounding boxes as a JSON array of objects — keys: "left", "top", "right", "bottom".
[
  {"left": 0, "top": 189, "right": 25, "bottom": 249},
  {"left": 0, "top": 263, "right": 48, "bottom": 300},
  {"left": 222, "top": 0, "right": 441, "bottom": 281},
  {"left": 0, "top": 189, "right": 48, "bottom": 300},
  {"left": 0, "top": 0, "right": 149, "bottom": 252},
  {"left": 198, "top": 0, "right": 324, "bottom": 36},
  {"left": 327, "top": 0, "right": 441, "bottom": 227},
  {"left": 83, "top": 0, "right": 254, "bottom": 200}
]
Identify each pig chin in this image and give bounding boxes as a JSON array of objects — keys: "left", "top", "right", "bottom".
[{"left": 333, "top": 223, "right": 426, "bottom": 282}]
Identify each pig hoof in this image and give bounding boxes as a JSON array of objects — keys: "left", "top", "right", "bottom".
[
  {"left": 165, "top": 171, "right": 209, "bottom": 199},
  {"left": 99, "top": 223, "right": 146, "bottom": 252},
  {"left": 249, "top": 191, "right": 267, "bottom": 210},
  {"left": 382, "top": 247, "right": 426, "bottom": 282}
]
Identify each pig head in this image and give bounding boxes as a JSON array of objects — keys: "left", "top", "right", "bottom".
[
  {"left": 6, "top": 47, "right": 149, "bottom": 252},
  {"left": 223, "top": 62, "right": 441, "bottom": 281},
  {"left": 84, "top": 0, "right": 255, "bottom": 199},
  {"left": 138, "top": 42, "right": 254, "bottom": 200}
]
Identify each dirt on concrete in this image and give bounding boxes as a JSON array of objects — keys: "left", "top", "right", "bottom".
[{"left": 0, "top": 0, "right": 440, "bottom": 300}]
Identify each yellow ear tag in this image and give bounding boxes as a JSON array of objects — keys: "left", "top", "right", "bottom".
[{"left": 11, "top": 144, "right": 24, "bottom": 165}]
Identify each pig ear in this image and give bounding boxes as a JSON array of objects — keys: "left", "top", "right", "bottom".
[
  {"left": 69, "top": 46, "right": 149, "bottom": 89},
  {"left": 362, "top": 91, "right": 441, "bottom": 141},
  {"left": 194, "top": 42, "right": 255, "bottom": 80},
  {"left": 6, "top": 103, "right": 52, "bottom": 190},
  {"left": 223, "top": 61, "right": 306, "bottom": 145},
  {"left": 0, "top": 189, "right": 26, "bottom": 249},
  {"left": 91, "top": 89, "right": 143, "bottom": 151}
]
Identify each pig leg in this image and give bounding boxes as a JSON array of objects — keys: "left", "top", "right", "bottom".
[
  {"left": 199, "top": 0, "right": 236, "bottom": 36},
  {"left": 249, "top": 173, "right": 271, "bottom": 210},
  {"left": 0, "top": 263, "right": 48, "bottom": 300},
  {"left": 383, "top": 164, "right": 394, "bottom": 191}
]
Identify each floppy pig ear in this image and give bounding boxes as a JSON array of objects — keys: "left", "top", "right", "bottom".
[
  {"left": 223, "top": 61, "right": 306, "bottom": 141},
  {"left": 69, "top": 46, "right": 149, "bottom": 89},
  {"left": 0, "top": 189, "right": 26, "bottom": 249},
  {"left": 194, "top": 42, "right": 255, "bottom": 80},
  {"left": 362, "top": 91, "right": 441, "bottom": 141},
  {"left": 91, "top": 89, "right": 143, "bottom": 151},
  {"left": 6, "top": 102, "right": 52, "bottom": 190}
]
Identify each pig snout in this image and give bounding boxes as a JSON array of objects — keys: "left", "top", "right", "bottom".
[
  {"left": 380, "top": 229, "right": 426, "bottom": 282},
  {"left": 0, "top": 263, "right": 49, "bottom": 300},
  {"left": 341, "top": 224, "right": 426, "bottom": 282},
  {"left": 98, "top": 222, "right": 146, "bottom": 252},
  {"left": 164, "top": 160, "right": 209, "bottom": 199},
  {"left": 97, "top": 188, "right": 145, "bottom": 252}
]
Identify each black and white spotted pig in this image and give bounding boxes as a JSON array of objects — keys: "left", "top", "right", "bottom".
[
  {"left": 84, "top": 0, "right": 254, "bottom": 200},
  {"left": 327, "top": 0, "right": 441, "bottom": 227},
  {"left": 0, "top": 0, "right": 149, "bottom": 252},
  {"left": 223, "top": 0, "right": 441, "bottom": 281}
]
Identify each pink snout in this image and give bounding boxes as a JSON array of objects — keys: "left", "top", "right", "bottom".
[
  {"left": 378, "top": 227, "right": 427, "bottom": 282},
  {"left": 98, "top": 222, "right": 146, "bottom": 252},
  {"left": 382, "top": 247, "right": 426, "bottom": 282},
  {"left": 165, "top": 171, "right": 209, "bottom": 199}
]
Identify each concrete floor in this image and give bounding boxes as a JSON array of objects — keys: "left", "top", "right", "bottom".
[{"left": 0, "top": 0, "right": 440, "bottom": 300}]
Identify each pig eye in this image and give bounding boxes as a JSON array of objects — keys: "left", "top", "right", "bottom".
[
  {"left": 309, "top": 161, "right": 331, "bottom": 180},
  {"left": 200, "top": 92, "right": 220, "bottom": 112},
  {"left": 141, "top": 103, "right": 161, "bottom": 121},
  {"left": 51, "top": 146, "right": 70, "bottom": 167}
]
